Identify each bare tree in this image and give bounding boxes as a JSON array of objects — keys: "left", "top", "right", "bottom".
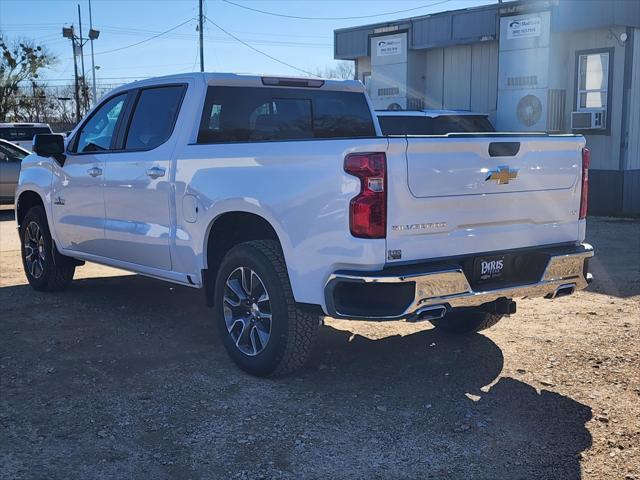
[
  {"left": 314, "top": 61, "right": 355, "bottom": 80},
  {"left": 0, "top": 36, "right": 56, "bottom": 122}
]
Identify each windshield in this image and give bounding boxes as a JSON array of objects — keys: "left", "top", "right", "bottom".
[
  {"left": 0, "top": 142, "right": 29, "bottom": 162},
  {"left": 0, "top": 126, "right": 52, "bottom": 141},
  {"left": 377, "top": 115, "right": 495, "bottom": 135}
]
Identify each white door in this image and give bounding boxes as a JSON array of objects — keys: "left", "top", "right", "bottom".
[
  {"left": 51, "top": 93, "right": 128, "bottom": 256},
  {"left": 102, "top": 85, "right": 186, "bottom": 271}
]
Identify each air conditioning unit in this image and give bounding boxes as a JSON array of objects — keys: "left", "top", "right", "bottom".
[
  {"left": 571, "top": 110, "right": 607, "bottom": 130},
  {"left": 496, "top": 89, "right": 548, "bottom": 131}
]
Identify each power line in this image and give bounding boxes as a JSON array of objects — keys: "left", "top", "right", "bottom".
[
  {"left": 96, "top": 28, "right": 332, "bottom": 47},
  {"left": 92, "top": 17, "right": 195, "bottom": 55},
  {"left": 204, "top": 38, "right": 331, "bottom": 48},
  {"left": 98, "top": 24, "right": 331, "bottom": 40},
  {"left": 204, "top": 16, "right": 315, "bottom": 77},
  {"left": 2, "top": 24, "right": 334, "bottom": 46},
  {"left": 5, "top": 22, "right": 332, "bottom": 40},
  {"left": 221, "top": 0, "right": 452, "bottom": 21}
]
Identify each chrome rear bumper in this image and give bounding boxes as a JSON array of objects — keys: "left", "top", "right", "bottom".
[{"left": 325, "top": 243, "right": 594, "bottom": 320}]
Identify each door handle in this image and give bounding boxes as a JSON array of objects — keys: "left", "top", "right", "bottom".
[
  {"left": 87, "top": 167, "right": 102, "bottom": 177},
  {"left": 146, "top": 166, "right": 166, "bottom": 179}
]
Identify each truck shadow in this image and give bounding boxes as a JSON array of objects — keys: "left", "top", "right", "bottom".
[
  {"left": 586, "top": 217, "right": 640, "bottom": 298},
  {"left": 302, "top": 325, "right": 593, "bottom": 479},
  {"left": 0, "top": 273, "right": 592, "bottom": 479}
]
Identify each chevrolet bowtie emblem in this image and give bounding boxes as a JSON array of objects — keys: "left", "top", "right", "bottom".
[{"left": 486, "top": 165, "right": 518, "bottom": 185}]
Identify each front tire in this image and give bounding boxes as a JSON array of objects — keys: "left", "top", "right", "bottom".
[
  {"left": 213, "top": 240, "right": 318, "bottom": 377},
  {"left": 20, "top": 206, "right": 75, "bottom": 291},
  {"left": 430, "top": 308, "right": 503, "bottom": 334}
]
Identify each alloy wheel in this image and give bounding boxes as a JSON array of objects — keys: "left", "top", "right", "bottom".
[
  {"left": 223, "top": 266, "right": 272, "bottom": 356},
  {"left": 24, "top": 221, "right": 46, "bottom": 279}
]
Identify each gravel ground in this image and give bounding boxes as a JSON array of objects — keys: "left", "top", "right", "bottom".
[{"left": 1, "top": 208, "right": 638, "bottom": 480}]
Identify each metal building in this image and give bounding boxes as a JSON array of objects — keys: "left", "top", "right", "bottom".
[{"left": 334, "top": 0, "right": 640, "bottom": 216}]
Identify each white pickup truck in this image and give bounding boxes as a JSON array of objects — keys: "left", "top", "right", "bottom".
[{"left": 16, "top": 73, "right": 593, "bottom": 376}]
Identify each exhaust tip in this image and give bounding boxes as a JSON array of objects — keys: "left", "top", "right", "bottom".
[
  {"left": 409, "top": 305, "right": 447, "bottom": 322},
  {"left": 547, "top": 284, "right": 576, "bottom": 299}
]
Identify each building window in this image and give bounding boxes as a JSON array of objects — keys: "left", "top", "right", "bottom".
[{"left": 577, "top": 51, "right": 609, "bottom": 111}]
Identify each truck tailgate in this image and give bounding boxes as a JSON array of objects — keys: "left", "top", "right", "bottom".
[{"left": 385, "top": 135, "right": 586, "bottom": 263}]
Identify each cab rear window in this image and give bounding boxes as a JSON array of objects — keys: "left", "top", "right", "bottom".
[{"left": 198, "top": 86, "right": 376, "bottom": 143}]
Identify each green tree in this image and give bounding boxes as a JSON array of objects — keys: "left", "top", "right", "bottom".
[{"left": 0, "top": 37, "right": 56, "bottom": 122}]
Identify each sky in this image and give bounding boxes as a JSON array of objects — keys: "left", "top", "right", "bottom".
[{"left": 1, "top": 0, "right": 500, "bottom": 87}]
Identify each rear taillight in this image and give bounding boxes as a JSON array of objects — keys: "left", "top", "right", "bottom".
[
  {"left": 344, "top": 152, "right": 387, "bottom": 239},
  {"left": 579, "top": 147, "right": 590, "bottom": 219}
]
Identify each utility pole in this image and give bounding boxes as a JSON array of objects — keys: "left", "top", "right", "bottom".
[
  {"left": 63, "top": 5, "right": 99, "bottom": 122},
  {"left": 88, "top": 0, "right": 98, "bottom": 104},
  {"left": 77, "top": 4, "right": 87, "bottom": 113},
  {"left": 63, "top": 26, "right": 82, "bottom": 123},
  {"left": 72, "top": 34, "right": 81, "bottom": 123},
  {"left": 199, "top": 0, "right": 204, "bottom": 72}
]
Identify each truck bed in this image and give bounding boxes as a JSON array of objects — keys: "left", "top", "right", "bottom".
[{"left": 385, "top": 133, "right": 586, "bottom": 263}]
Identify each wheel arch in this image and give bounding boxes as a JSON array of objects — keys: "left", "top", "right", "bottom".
[
  {"left": 202, "top": 210, "right": 286, "bottom": 307},
  {"left": 16, "top": 190, "right": 46, "bottom": 228}
]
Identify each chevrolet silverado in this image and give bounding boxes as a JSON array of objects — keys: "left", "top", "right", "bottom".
[{"left": 15, "top": 73, "right": 593, "bottom": 376}]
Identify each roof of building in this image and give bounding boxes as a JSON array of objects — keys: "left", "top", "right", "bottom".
[{"left": 335, "top": 0, "right": 640, "bottom": 60}]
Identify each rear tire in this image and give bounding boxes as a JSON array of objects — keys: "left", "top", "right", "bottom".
[
  {"left": 213, "top": 240, "right": 318, "bottom": 377},
  {"left": 430, "top": 308, "right": 503, "bottom": 334},
  {"left": 20, "top": 206, "right": 75, "bottom": 291}
]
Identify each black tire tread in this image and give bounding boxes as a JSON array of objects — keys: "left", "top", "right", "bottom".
[
  {"left": 44, "top": 260, "right": 75, "bottom": 292},
  {"left": 243, "top": 240, "right": 318, "bottom": 377},
  {"left": 21, "top": 206, "right": 75, "bottom": 292}
]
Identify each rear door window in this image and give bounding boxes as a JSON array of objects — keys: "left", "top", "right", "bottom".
[
  {"left": 125, "top": 85, "right": 186, "bottom": 150},
  {"left": 198, "top": 86, "right": 375, "bottom": 143}
]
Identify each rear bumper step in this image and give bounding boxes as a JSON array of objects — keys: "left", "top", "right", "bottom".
[{"left": 325, "top": 243, "right": 593, "bottom": 320}]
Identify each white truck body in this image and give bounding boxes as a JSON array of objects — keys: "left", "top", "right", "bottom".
[
  {"left": 15, "top": 73, "right": 593, "bottom": 375},
  {"left": 0, "top": 123, "right": 52, "bottom": 151}
]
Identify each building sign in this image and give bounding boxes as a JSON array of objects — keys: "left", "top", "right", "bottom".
[
  {"left": 507, "top": 16, "right": 541, "bottom": 39},
  {"left": 376, "top": 38, "right": 401, "bottom": 56}
]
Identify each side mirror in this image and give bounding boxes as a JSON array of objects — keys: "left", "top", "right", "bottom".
[{"left": 33, "top": 134, "right": 66, "bottom": 166}]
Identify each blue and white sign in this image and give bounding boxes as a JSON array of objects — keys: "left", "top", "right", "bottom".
[
  {"left": 376, "top": 38, "right": 401, "bottom": 56},
  {"left": 507, "top": 16, "right": 541, "bottom": 39}
]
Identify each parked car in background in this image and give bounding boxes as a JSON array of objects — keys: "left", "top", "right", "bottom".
[
  {"left": 0, "top": 139, "right": 30, "bottom": 204},
  {"left": 15, "top": 73, "right": 593, "bottom": 377},
  {"left": 0, "top": 123, "right": 53, "bottom": 151},
  {"left": 377, "top": 109, "right": 495, "bottom": 135}
]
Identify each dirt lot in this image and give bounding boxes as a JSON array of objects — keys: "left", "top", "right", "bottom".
[{"left": 0, "top": 208, "right": 638, "bottom": 480}]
